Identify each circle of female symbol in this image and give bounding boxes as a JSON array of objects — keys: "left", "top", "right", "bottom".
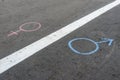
[
  {"left": 8, "top": 22, "right": 41, "bottom": 37},
  {"left": 68, "top": 38, "right": 114, "bottom": 55}
]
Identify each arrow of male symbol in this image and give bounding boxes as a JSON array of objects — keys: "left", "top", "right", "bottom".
[
  {"left": 97, "top": 38, "right": 114, "bottom": 46},
  {"left": 68, "top": 38, "right": 114, "bottom": 55}
]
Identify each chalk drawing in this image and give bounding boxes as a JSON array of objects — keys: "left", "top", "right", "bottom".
[
  {"left": 68, "top": 38, "right": 114, "bottom": 55},
  {"left": 7, "top": 22, "right": 41, "bottom": 37}
]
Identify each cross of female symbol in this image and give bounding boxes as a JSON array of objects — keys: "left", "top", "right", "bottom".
[{"left": 7, "top": 22, "right": 41, "bottom": 37}]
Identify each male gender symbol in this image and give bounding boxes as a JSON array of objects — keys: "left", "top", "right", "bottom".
[{"left": 68, "top": 38, "right": 114, "bottom": 55}]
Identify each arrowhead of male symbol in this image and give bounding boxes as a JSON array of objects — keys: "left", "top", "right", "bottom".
[{"left": 102, "top": 38, "right": 114, "bottom": 46}]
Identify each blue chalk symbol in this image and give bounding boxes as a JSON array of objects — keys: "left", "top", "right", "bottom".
[{"left": 68, "top": 38, "right": 114, "bottom": 55}]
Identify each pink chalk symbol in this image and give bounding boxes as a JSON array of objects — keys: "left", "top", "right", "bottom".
[{"left": 8, "top": 22, "right": 41, "bottom": 37}]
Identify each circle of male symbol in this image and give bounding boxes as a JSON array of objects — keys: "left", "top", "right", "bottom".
[
  {"left": 68, "top": 38, "right": 114, "bottom": 55},
  {"left": 8, "top": 22, "right": 41, "bottom": 37}
]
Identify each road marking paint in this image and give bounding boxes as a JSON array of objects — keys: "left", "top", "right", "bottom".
[{"left": 0, "top": 0, "right": 120, "bottom": 74}]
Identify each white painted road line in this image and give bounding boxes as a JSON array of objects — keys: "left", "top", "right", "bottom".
[{"left": 0, "top": 0, "right": 120, "bottom": 74}]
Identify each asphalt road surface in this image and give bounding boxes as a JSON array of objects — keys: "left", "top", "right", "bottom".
[{"left": 0, "top": 0, "right": 120, "bottom": 80}]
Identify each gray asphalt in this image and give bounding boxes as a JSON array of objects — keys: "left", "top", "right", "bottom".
[{"left": 1, "top": 0, "right": 120, "bottom": 80}]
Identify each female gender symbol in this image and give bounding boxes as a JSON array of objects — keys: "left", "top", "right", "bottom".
[
  {"left": 68, "top": 38, "right": 114, "bottom": 55},
  {"left": 7, "top": 22, "right": 41, "bottom": 37}
]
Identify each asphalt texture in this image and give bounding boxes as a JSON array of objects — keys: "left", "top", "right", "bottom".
[{"left": 0, "top": 0, "right": 120, "bottom": 80}]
